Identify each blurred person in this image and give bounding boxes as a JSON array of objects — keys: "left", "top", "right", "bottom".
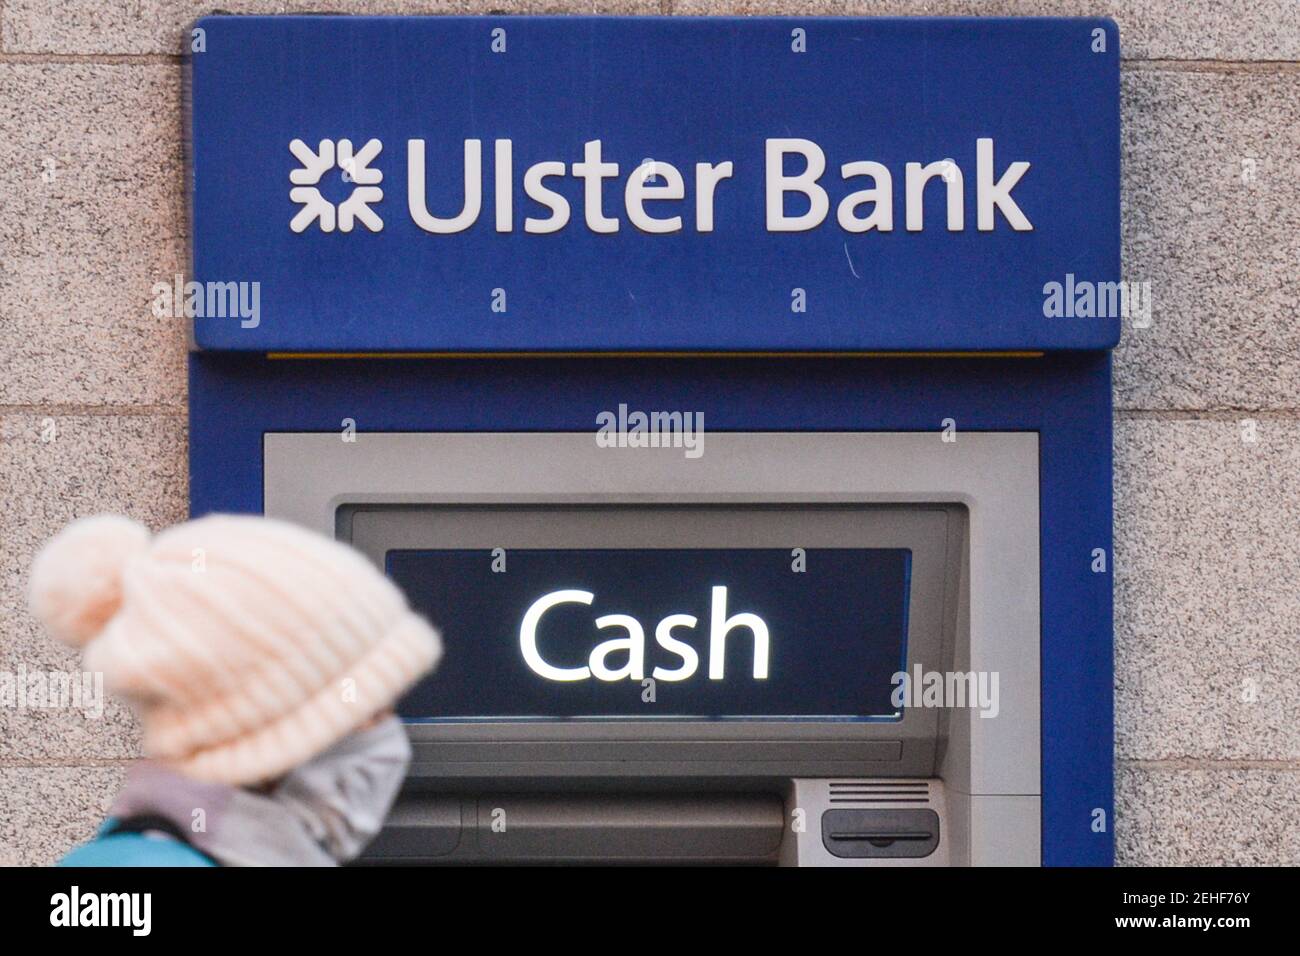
[{"left": 27, "top": 514, "right": 442, "bottom": 866}]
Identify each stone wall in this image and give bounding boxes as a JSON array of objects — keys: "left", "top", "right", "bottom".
[{"left": 1, "top": 1, "right": 1297, "bottom": 865}]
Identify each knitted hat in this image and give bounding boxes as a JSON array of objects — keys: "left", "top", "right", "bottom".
[{"left": 28, "top": 514, "right": 441, "bottom": 786}]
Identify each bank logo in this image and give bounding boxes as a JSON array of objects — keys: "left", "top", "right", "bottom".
[
  {"left": 285, "top": 136, "right": 1032, "bottom": 238},
  {"left": 289, "top": 138, "right": 384, "bottom": 233}
]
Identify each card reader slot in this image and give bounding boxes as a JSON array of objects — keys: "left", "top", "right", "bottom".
[
  {"left": 828, "top": 831, "right": 934, "bottom": 842},
  {"left": 821, "top": 809, "right": 941, "bottom": 859}
]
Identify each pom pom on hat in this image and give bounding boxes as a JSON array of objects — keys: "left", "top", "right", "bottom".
[{"left": 28, "top": 514, "right": 151, "bottom": 648}]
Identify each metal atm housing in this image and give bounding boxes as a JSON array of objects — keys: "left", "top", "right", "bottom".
[
  {"left": 186, "top": 15, "right": 1119, "bottom": 866},
  {"left": 263, "top": 431, "right": 1041, "bottom": 865}
]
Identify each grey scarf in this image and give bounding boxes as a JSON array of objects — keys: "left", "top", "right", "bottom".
[{"left": 108, "top": 716, "right": 411, "bottom": 866}]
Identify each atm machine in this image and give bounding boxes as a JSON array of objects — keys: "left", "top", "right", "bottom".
[{"left": 186, "top": 15, "right": 1119, "bottom": 865}]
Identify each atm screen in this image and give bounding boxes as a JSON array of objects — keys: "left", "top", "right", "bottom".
[{"left": 388, "top": 548, "right": 911, "bottom": 720}]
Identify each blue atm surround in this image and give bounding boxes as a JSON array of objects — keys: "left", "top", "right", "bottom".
[
  {"left": 187, "top": 16, "right": 1118, "bottom": 865},
  {"left": 190, "top": 352, "right": 1115, "bottom": 866}
]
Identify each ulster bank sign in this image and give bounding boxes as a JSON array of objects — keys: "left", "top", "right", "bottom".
[
  {"left": 287, "top": 134, "right": 1034, "bottom": 236},
  {"left": 188, "top": 16, "right": 1120, "bottom": 353}
]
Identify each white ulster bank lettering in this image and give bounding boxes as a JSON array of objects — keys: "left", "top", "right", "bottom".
[
  {"left": 520, "top": 586, "right": 770, "bottom": 683},
  {"left": 408, "top": 138, "right": 733, "bottom": 235},
  {"left": 405, "top": 137, "right": 1032, "bottom": 235},
  {"left": 766, "top": 137, "right": 1032, "bottom": 233}
]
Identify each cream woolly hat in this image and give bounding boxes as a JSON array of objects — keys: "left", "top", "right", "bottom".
[{"left": 28, "top": 514, "right": 441, "bottom": 786}]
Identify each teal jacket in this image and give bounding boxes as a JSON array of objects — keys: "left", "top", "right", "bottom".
[{"left": 59, "top": 819, "right": 216, "bottom": 867}]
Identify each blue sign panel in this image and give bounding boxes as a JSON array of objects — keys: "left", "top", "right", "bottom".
[{"left": 187, "top": 16, "right": 1120, "bottom": 352}]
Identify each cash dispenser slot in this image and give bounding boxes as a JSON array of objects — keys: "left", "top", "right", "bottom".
[{"left": 363, "top": 792, "right": 786, "bottom": 864}]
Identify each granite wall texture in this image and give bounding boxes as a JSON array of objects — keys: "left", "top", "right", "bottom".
[{"left": 1, "top": 2, "right": 1297, "bottom": 866}]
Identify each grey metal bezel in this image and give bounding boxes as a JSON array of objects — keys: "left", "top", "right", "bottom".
[
  {"left": 264, "top": 431, "right": 1039, "bottom": 799},
  {"left": 343, "top": 503, "right": 954, "bottom": 770}
]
